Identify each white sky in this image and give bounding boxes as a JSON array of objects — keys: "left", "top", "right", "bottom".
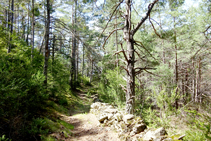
[{"left": 184, "top": 0, "right": 201, "bottom": 8}]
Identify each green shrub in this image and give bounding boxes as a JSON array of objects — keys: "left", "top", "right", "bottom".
[
  {"left": 184, "top": 109, "right": 211, "bottom": 141},
  {"left": 0, "top": 135, "right": 11, "bottom": 141},
  {"left": 98, "top": 68, "right": 126, "bottom": 106},
  {"left": 78, "top": 74, "right": 91, "bottom": 86},
  {"left": 141, "top": 87, "right": 179, "bottom": 128}
]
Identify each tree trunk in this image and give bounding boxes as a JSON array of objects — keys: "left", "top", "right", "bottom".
[
  {"left": 39, "top": 29, "right": 46, "bottom": 54},
  {"left": 184, "top": 67, "right": 189, "bottom": 104},
  {"left": 89, "top": 58, "right": 93, "bottom": 83},
  {"left": 174, "top": 17, "right": 179, "bottom": 109},
  {"left": 4, "top": 8, "right": 7, "bottom": 28},
  {"left": 82, "top": 43, "right": 85, "bottom": 77},
  {"left": 124, "top": 0, "right": 135, "bottom": 114},
  {"left": 21, "top": 11, "right": 25, "bottom": 39},
  {"left": 116, "top": 9, "right": 118, "bottom": 67},
  {"left": 52, "top": 35, "right": 55, "bottom": 62},
  {"left": 59, "top": 35, "right": 62, "bottom": 53},
  {"left": 17, "top": 4, "right": 20, "bottom": 35},
  {"left": 70, "top": 0, "right": 77, "bottom": 90},
  {"left": 198, "top": 57, "right": 202, "bottom": 103},
  {"left": 8, "top": 0, "right": 14, "bottom": 53},
  {"left": 192, "top": 59, "right": 196, "bottom": 102},
  {"left": 122, "top": 0, "right": 158, "bottom": 114},
  {"left": 31, "top": 0, "right": 35, "bottom": 59},
  {"left": 196, "top": 57, "right": 201, "bottom": 103},
  {"left": 76, "top": 38, "right": 79, "bottom": 81},
  {"left": 26, "top": 1, "right": 30, "bottom": 45},
  {"left": 44, "top": 0, "right": 50, "bottom": 87}
]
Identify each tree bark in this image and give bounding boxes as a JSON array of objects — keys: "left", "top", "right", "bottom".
[
  {"left": 196, "top": 57, "right": 201, "bottom": 103},
  {"left": 174, "top": 17, "right": 179, "bottom": 109},
  {"left": 192, "top": 59, "right": 196, "bottom": 102},
  {"left": 4, "top": 8, "right": 7, "bottom": 28},
  {"left": 123, "top": 0, "right": 158, "bottom": 114},
  {"left": 26, "top": 1, "right": 30, "bottom": 45},
  {"left": 124, "top": 0, "right": 135, "bottom": 114},
  {"left": 8, "top": 0, "right": 14, "bottom": 53},
  {"left": 116, "top": 9, "right": 118, "bottom": 67},
  {"left": 70, "top": 0, "right": 77, "bottom": 90},
  {"left": 89, "top": 58, "right": 94, "bottom": 83},
  {"left": 31, "top": 0, "right": 35, "bottom": 59},
  {"left": 82, "top": 43, "right": 85, "bottom": 77},
  {"left": 44, "top": 0, "right": 50, "bottom": 87},
  {"left": 52, "top": 35, "right": 56, "bottom": 62}
]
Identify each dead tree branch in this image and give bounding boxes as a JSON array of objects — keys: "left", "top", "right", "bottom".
[
  {"left": 149, "top": 15, "right": 162, "bottom": 38},
  {"left": 95, "top": 0, "right": 124, "bottom": 46},
  {"left": 102, "top": 27, "right": 124, "bottom": 49},
  {"left": 120, "top": 43, "right": 128, "bottom": 62},
  {"left": 132, "top": 0, "right": 158, "bottom": 35},
  {"left": 134, "top": 40, "right": 157, "bottom": 60}
]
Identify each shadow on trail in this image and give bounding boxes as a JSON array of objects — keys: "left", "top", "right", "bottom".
[
  {"left": 68, "top": 117, "right": 100, "bottom": 139},
  {"left": 70, "top": 89, "right": 92, "bottom": 116},
  {"left": 70, "top": 104, "right": 91, "bottom": 116}
]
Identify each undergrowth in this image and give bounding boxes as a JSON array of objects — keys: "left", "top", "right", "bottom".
[{"left": 0, "top": 26, "right": 91, "bottom": 141}]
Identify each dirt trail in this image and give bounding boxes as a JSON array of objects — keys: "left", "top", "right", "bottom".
[{"left": 58, "top": 89, "right": 120, "bottom": 141}]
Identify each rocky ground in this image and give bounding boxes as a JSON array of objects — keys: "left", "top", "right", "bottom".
[
  {"left": 50, "top": 89, "right": 120, "bottom": 141},
  {"left": 49, "top": 88, "right": 185, "bottom": 141},
  {"left": 60, "top": 113, "right": 120, "bottom": 141}
]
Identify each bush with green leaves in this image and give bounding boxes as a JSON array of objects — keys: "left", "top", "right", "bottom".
[
  {"left": 98, "top": 68, "right": 126, "bottom": 106},
  {"left": 47, "top": 54, "right": 71, "bottom": 97},
  {"left": 0, "top": 26, "right": 50, "bottom": 140},
  {"left": 184, "top": 109, "right": 211, "bottom": 141},
  {"left": 0, "top": 135, "right": 11, "bottom": 141},
  {"left": 141, "top": 86, "right": 179, "bottom": 128},
  {"left": 78, "top": 74, "right": 91, "bottom": 86}
]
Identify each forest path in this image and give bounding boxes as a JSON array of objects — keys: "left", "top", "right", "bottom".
[{"left": 56, "top": 88, "right": 120, "bottom": 141}]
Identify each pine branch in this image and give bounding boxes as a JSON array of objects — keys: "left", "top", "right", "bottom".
[
  {"left": 144, "top": 69, "right": 160, "bottom": 77},
  {"left": 131, "top": 3, "right": 141, "bottom": 17},
  {"left": 134, "top": 40, "right": 157, "bottom": 60},
  {"left": 149, "top": 15, "right": 162, "bottom": 38},
  {"left": 131, "top": 0, "right": 158, "bottom": 35},
  {"left": 120, "top": 65, "right": 129, "bottom": 75},
  {"left": 134, "top": 50, "right": 146, "bottom": 62},
  {"left": 95, "top": 0, "right": 124, "bottom": 46},
  {"left": 55, "top": 18, "right": 100, "bottom": 58},
  {"left": 203, "top": 25, "right": 211, "bottom": 33},
  {"left": 115, "top": 59, "right": 127, "bottom": 65},
  {"left": 102, "top": 27, "right": 124, "bottom": 49},
  {"left": 135, "top": 67, "right": 156, "bottom": 70},
  {"left": 135, "top": 67, "right": 156, "bottom": 75},
  {"left": 120, "top": 84, "right": 127, "bottom": 92},
  {"left": 120, "top": 43, "right": 129, "bottom": 62}
]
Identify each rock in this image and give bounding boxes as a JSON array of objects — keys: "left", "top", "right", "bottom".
[
  {"left": 91, "top": 102, "right": 101, "bottom": 109},
  {"left": 142, "top": 127, "right": 167, "bottom": 141},
  {"left": 107, "top": 119, "right": 115, "bottom": 126},
  {"left": 104, "top": 108, "right": 118, "bottom": 114},
  {"left": 114, "top": 113, "right": 123, "bottom": 122},
  {"left": 90, "top": 102, "right": 182, "bottom": 141},
  {"left": 104, "top": 119, "right": 108, "bottom": 124},
  {"left": 107, "top": 113, "right": 114, "bottom": 120},
  {"left": 136, "top": 132, "right": 145, "bottom": 139},
  {"left": 132, "top": 123, "right": 147, "bottom": 134},
  {"left": 98, "top": 114, "right": 108, "bottom": 123},
  {"left": 119, "top": 121, "right": 127, "bottom": 130},
  {"left": 154, "top": 127, "right": 167, "bottom": 136},
  {"left": 123, "top": 114, "right": 135, "bottom": 124}
]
